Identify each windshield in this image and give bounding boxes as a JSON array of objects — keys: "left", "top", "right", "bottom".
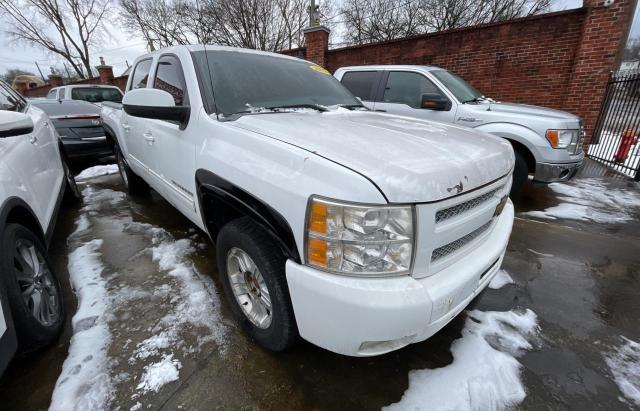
[
  {"left": 431, "top": 70, "right": 483, "bottom": 103},
  {"left": 71, "top": 87, "right": 123, "bottom": 103},
  {"left": 191, "top": 50, "right": 361, "bottom": 117}
]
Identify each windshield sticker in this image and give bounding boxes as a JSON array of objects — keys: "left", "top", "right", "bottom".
[{"left": 309, "top": 65, "right": 330, "bottom": 75}]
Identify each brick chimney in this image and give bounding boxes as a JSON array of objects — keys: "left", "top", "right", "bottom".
[
  {"left": 95, "top": 56, "right": 114, "bottom": 84},
  {"left": 303, "top": 26, "right": 330, "bottom": 69},
  {"left": 48, "top": 74, "right": 63, "bottom": 87}
]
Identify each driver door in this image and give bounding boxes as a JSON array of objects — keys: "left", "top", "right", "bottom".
[{"left": 374, "top": 71, "right": 457, "bottom": 123}]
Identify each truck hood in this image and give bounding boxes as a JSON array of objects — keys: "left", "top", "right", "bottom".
[
  {"left": 466, "top": 101, "right": 581, "bottom": 127},
  {"left": 231, "top": 111, "right": 514, "bottom": 203}
]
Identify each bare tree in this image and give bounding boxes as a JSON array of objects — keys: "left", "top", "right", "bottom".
[
  {"left": 0, "top": 0, "right": 110, "bottom": 78},
  {"left": 119, "top": 0, "right": 192, "bottom": 50},
  {"left": 338, "top": 0, "right": 551, "bottom": 45}
]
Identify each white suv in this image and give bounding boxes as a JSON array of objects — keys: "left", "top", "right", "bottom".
[{"left": 0, "top": 80, "right": 77, "bottom": 374}]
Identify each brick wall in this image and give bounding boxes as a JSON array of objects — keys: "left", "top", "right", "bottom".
[
  {"left": 294, "top": 0, "right": 636, "bottom": 145},
  {"left": 18, "top": 65, "right": 127, "bottom": 98}
]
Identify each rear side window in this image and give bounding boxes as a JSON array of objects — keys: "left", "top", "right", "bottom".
[
  {"left": 383, "top": 72, "right": 445, "bottom": 108},
  {"left": 129, "top": 59, "right": 152, "bottom": 90},
  {"left": 340, "top": 71, "right": 379, "bottom": 101},
  {"left": 71, "top": 87, "right": 123, "bottom": 103},
  {"left": 153, "top": 55, "right": 188, "bottom": 106}
]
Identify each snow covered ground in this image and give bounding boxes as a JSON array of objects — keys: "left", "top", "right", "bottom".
[
  {"left": 488, "top": 269, "right": 514, "bottom": 290},
  {"left": 75, "top": 164, "right": 119, "bottom": 181},
  {"left": 49, "top": 165, "right": 227, "bottom": 410},
  {"left": 604, "top": 336, "right": 640, "bottom": 407},
  {"left": 588, "top": 130, "right": 640, "bottom": 178},
  {"left": 385, "top": 309, "right": 539, "bottom": 411},
  {"left": 522, "top": 178, "right": 640, "bottom": 223}
]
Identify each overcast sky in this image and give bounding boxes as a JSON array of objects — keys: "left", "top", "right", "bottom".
[{"left": 0, "top": 0, "right": 637, "bottom": 78}]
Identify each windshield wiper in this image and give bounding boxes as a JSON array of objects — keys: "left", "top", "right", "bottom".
[
  {"left": 462, "top": 96, "right": 490, "bottom": 104},
  {"left": 267, "top": 104, "right": 328, "bottom": 112},
  {"left": 337, "top": 103, "right": 368, "bottom": 110}
]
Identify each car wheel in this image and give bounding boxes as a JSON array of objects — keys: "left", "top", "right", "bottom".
[
  {"left": 0, "top": 224, "right": 64, "bottom": 353},
  {"left": 510, "top": 150, "right": 528, "bottom": 197},
  {"left": 216, "top": 217, "right": 299, "bottom": 351},
  {"left": 62, "top": 156, "right": 81, "bottom": 203},
  {"left": 115, "top": 144, "right": 148, "bottom": 195}
]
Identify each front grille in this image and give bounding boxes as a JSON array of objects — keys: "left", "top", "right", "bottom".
[
  {"left": 431, "top": 220, "right": 493, "bottom": 262},
  {"left": 435, "top": 186, "right": 503, "bottom": 224}
]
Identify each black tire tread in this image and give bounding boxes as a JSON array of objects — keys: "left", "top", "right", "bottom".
[{"left": 115, "top": 144, "right": 149, "bottom": 195}]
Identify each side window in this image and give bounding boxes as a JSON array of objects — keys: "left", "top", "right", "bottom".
[
  {"left": 383, "top": 72, "right": 446, "bottom": 109},
  {"left": 340, "top": 71, "right": 379, "bottom": 101},
  {"left": 0, "top": 83, "right": 27, "bottom": 112},
  {"left": 47, "top": 89, "right": 57, "bottom": 99},
  {"left": 153, "top": 55, "right": 188, "bottom": 106},
  {"left": 129, "top": 59, "right": 152, "bottom": 91}
]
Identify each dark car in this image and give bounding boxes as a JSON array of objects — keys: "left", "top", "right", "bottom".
[{"left": 30, "top": 99, "right": 113, "bottom": 163}]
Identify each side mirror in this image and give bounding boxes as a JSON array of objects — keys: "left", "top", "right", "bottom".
[
  {"left": 421, "top": 94, "right": 451, "bottom": 111},
  {"left": 122, "top": 88, "right": 190, "bottom": 125},
  {"left": 0, "top": 111, "right": 34, "bottom": 138}
]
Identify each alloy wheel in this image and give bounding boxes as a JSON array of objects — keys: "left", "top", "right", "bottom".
[{"left": 226, "top": 247, "right": 272, "bottom": 329}]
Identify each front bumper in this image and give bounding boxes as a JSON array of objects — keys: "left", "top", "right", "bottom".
[
  {"left": 285, "top": 201, "right": 514, "bottom": 357},
  {"left": 533, "top": 159, "right": 583, "bottom": 183},
  {"left": 62, "top": 136, "right": 113, "bottom": 160}
]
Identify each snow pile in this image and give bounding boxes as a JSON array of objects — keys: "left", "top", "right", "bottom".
[
  {"left": 604, "top": 336, "right": 640, "bottom": 406},
  {"left": 385, "top": 309, "right": 539, "bottom": 411},
  {"left": 523, "top": 178, "right": 640, "bottom": 223},
  {"left": 136, "top": 354, "right": 182, "bottom": 394},
  {"left": 50, "top": 238, "right": 114, "bottom": 411},
  {"left": 488, "top": 269, "right": 514, "bottom": 290},
  {"left": 75, "top": 164, "right": 119, "bottom": 181},
  {"left": 81, "top": 186, "right": 126, "bottom": 213}
]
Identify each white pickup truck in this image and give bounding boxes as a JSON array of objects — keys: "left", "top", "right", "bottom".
[{"left": 101, "top": 45, "right": 515, "bottom": 357}]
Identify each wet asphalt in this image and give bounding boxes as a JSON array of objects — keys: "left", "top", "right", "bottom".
[{"left": 0, "top": 159, "right": 638, "bottom": 410}]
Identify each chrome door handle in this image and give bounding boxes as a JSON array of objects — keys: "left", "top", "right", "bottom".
[
  {"left": 29, "top": 136, "right": 38, "bottom": 144},
  {"left": 143, "top": 132, "right": 155, "bottom": 143},
  {"left": 43, "top": 121, "right": 49, "bottom": 128},
  {"left": 122, "top": 124, "right": 130, "bottom": 132}
]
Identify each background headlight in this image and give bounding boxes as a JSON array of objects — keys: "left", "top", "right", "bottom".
[
  {"left": 545, "top": 129, "right": 578, "bottom": 149},
  {"left": 305, "top": 197, "right": 414, "bottom": 276}
]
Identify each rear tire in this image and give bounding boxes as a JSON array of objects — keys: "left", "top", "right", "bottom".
[
  {"left": 115, "top": 144, "right": 148, "bottom": 195},
  {"left": 510, "top": 150, "right": 528, "bottom": 197},
  {"left": 0, "top": 224, "right": 64, "bottom": 353},
  {"left": 216, "top": 217, "right": 299, "bottom": 351},
  {"left": 62, "top": 155, "right": 81, "bottom": 203}
]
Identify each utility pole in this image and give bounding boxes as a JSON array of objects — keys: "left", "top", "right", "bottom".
[
  {"left": 34, "top": 62, "right": 45, "bottom": 81},
  {"left": 308, "top": 0, "right": 319, "bottom": 27},
  {"left": 63, "top": 63, "right": 72, "bottom": 81}
]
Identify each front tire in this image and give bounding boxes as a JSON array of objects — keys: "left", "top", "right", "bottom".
[
  {"left": 216, "top": 217, "right": 298, "bottom": 351},
  {"left": 115, "top": 144, "right": 148, "bottom": 195},
  {"left": 510, "top": 150, "right": 528, "bottom": 197},
  {"left": 0, "top": 224, "right": 64, "bottom": 353}
]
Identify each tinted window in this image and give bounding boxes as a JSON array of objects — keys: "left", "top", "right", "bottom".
[
  {"left": 129, "top": 59, "right": 152, "bottom": 90},
  {"left": 0, "top": 83, "right": 27, "bottom": 112},
  {"left": 431, "top": 70, "right": 482, "bottom": 102},
  {"left": 47, "top": 89, "right": 58, "bottom": 99},
  {"left": 153, "top": 55, "right": 187, "bottom": 106},
  {"left": 191, "top": 50, "right": 360, "bottom": 117},
  {"left": 383, "top": 72, "right": 444, "bottom": 109},
  {"left": 71, "top": 87, "right": 123, "bottom": 103},
  {"left": 341, "top": 71, "right": 378, "bottom": 101},
  {"left": 31, "top": 100, "right": 100, "bottom": 116}
]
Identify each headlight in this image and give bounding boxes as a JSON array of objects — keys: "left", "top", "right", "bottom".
[
  {"left": 545, "top": 129, "right": 578, "bottom": 149},
  {"left": 305, "top": 196, "right": 414, "bottom": 276}
]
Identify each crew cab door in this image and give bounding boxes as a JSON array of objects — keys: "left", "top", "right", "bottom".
[
  {"left": 122, "top": 58, "right": 155, "bottom": 179},
  {"left": 144, "top": 54, "right": 198, "bottom": 221},
  {"left": 338, "top": 71, "right": 383, "bottom": 110},
  {"left": 374, "top": 71, "right": 456, "bottom": 123},
  {"left": 0, "top": 83, "right": 62, "bottom": 227}
]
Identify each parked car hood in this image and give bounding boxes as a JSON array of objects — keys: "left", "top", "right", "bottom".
[
  {"left": 465, "top": 101, "right": 581, "bottom": 128},
  {"left": 232, "top": 111, "right": 514, "bottom": 203}
]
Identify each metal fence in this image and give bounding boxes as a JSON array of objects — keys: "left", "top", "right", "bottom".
[{"left": 587, "top": 70, "right": 640, "bottom": 181}]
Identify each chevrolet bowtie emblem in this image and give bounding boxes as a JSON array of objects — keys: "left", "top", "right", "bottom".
[{"left": 447, "top": 181, "right": 464, "bottom": 194}]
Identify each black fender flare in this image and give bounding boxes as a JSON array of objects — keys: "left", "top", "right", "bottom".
[{"left": 195, "top": 169, "right": 301, "bottom": 263}]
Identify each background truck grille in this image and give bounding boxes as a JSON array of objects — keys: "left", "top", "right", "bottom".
[
  {"left": 431, "top": 220, "right": 493, "bottom": 262},
  {"left": 435, "top": 186, "right": 503, "bottom": 224}
]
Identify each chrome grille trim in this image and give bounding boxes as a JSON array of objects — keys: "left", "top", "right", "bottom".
[
  {"left": 435, "top": 186, "right": 503, "bottom": 224},
  {"left": 431, "top": 220, "right": 493, "bottom": 262}
]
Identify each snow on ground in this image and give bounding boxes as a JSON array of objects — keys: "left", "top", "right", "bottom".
[
  {"left": 50, "top": 235, "right": 114, "bottom": 411},
  {"left": 135, "top": 354, "right": 182, "bottom": 394},
  {"left": 75, "top": 164, "right": 119, "bottom": 181},
  {"left": 488, "top": 269, "right": 514, "bottom": 290},
  {"left": 523, "top": 178, "right": 640, "bottom": 223},
  {"left": 385, "top": 309, "right": 539, "bottom": 411},
  {"left": 604, "top": 336, "right": 640, "bottom": 407}
]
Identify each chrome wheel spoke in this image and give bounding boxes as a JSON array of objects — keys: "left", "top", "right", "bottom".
[{"left": 227, "top": 247, "right": 273, "bottom": 329}]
